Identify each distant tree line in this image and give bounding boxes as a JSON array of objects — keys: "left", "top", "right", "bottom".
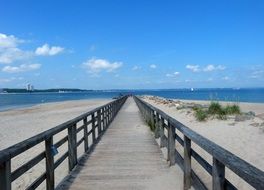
[{"left": 0, "top": 88, "right": 92, "bottom": 93}]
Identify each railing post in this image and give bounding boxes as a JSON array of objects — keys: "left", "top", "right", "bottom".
[
  {"left": 68, "top": 124, "right": 77, "bottom": 171},
  {"left": 154, "top": 113, "right": 160, "bottom": 138},
  {"left": 97, "top": 109, "right": 102, "bottom": 134},
  {"left": 212, "top": 158, "right": 225, "bottom": 190},
  {"left": 159, "top": 117, "right": 166, "bottom": 148},
  {"left": 0, "top": 160, "right": 11, "bottom": 190},
  {"left": 45, "top": 137, "right": 54, "bottom": 190},
  {"left": 92, "top": 113, "right": 96, "bottom": 143},
  {"left": 167, "top": 121, "right": 176, "bottom": 166},
  {"left": 103, "top": 107, "right": 106, "bottom": 130},
  {"left": 83, "top": 117, "right": 89, "bottom": 152},
  {"left": 184, "top": 135, "right": 191, "bottom": 190}
]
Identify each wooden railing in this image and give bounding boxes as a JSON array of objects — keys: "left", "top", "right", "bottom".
[
  {"left": 134, "top": 96, "right": 264, "bottom": 190},
  {"left": 0, "top": 95, "right": 128, "bottom": 190}
]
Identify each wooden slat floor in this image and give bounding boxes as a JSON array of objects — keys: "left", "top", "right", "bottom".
[{"left": 57, "top": 97, "right": 184, "bottom": 190}]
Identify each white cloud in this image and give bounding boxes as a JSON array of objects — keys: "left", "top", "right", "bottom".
[
  {"left": 2, "top": 63, "right": 41, "bottom": 73},
  {"left": 222, "top": 76, "right": 230, "bottom": 80},
  {"left": 0, "top": 33, "right": 23, "bottom": 49},
  {"left": 35, "top": 44, "right": 64, "bottom": 56},
  {"left": 0, "top": 33, "right": 31, "bottom": 64},
  {"left": 82, "top": 58, "right": 123, "bottom": 73},
  {"left": 186, "top": 64, "right": 200, "bottom": 72},
  {"left": 250, "top": 70, "right": 263, "bottom": 79},
  {"left": 203, "top": 64, "right": 226, "bottom": 72},
  {"left": 0, "top": 78, "right": 14, "bottom": 83},
  {"left": 186, "top": 64, "right": 226, "bottom": 72},
  {"left": 166, "top": 71, "right": 180, "bottom": 77},
  {"left": 150, "top": 64, "right": 157, "bottom": 69},
  {"left": 132, "top": 66, "right": 141, "bottom": 71}
]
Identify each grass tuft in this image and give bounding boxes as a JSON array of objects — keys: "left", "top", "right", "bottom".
[
  {"left": 194, "top": 102, "right": 241, "bottom": 121},
  {"left": 195, "top": 108, "right": 208, "bottom": 121}
]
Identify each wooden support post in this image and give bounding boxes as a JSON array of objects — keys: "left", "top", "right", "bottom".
[
  {"left": 184, "top": 135, "right": 191, "bottom": 190},
  {"left": 103, "top": 107, "right": 106, "bottom": 130},
  {"left": 68, "top": 124, "right": 77, "bottom": 171},
  {"left": 159, "top": 117, "right": 166, "bottom": 148},
  {"left": 168, "top": 121, "right": 176, "bottom": 165},
  {"left": 212, "top": 158, "right": 225, "bottom": 190},
  {"left": 97, "top": 110, "right": 102, "bottom": 134},
  {"left": 154, "top": 113, "right": 160, "bottom": 138},
  {"left": 92, "top": 113, "right": 96, "bottom": 143},
  {"left": 83, "top": 117, "right": 89, "bottom": 152},
  {"left": 45, "top": 137, "right": 54, "bottom": 190},
  {"left": 0, "top": 160, "right": 11, "bottom": 190}
]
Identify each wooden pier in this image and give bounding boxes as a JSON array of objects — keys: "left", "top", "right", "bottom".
[{"left": 0, "top": 96, "right": 264, "bottom": 190}]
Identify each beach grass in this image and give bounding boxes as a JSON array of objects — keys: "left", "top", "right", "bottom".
[{"left": 194, "top": 101, "right": 241, "bottom": 121}]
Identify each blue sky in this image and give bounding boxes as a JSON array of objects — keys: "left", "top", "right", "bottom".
[{"left": 0, "top": 0, "right": 264, "bottom": 89}]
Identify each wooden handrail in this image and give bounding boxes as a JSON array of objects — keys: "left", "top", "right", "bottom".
[
  {"left": 0, "top": 95, "right": 128, "bottom": 190},
  {"left": 134, "top": 96, "right": 264, "bottom": 190}
]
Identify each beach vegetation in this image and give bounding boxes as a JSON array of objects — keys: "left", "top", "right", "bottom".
[
  {"left": 194, "top": 101, "right": 241, "bottom": 121},
  {"left": 224, "top": 104, "right": 241, "bottom": 115},
  {"left": 195, "top": 108, "right": 208, "bottom": 121}
]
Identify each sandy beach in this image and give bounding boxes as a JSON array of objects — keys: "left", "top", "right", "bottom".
[
  {"left": 0, "top": 99, "right": 111, "bottom": 189},
  {"left": 142, "top": 95, "right": 264, "bottom": 189}
]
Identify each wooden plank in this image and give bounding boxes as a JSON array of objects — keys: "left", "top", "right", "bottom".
[
  {"left": 191, "top": 149, "right": 212, "bottom": 175},
  {"left": 168, "top": 121, "right": 176, "bottom": 165},
  {"left": 83, "top": 117, "right": 89, "bottom": 152},
  {"left": 54, "top": 136, "right": 68, "bottom": 149},
  {"left": 0, "top": 160, "right": 11, "bottom": 190},
  {"left": 25, "top": 173, "right": 46, "bottom": 190},
  {"left": 77, "top": 137, "right": 84, "bottom": 147},
  {"left": 11, "top": 152, "right": 45, "bottom": 181},
  {"left": 45, "top": 137, "right": 54, "bottom": 190},
  {"left": 213, "top": 158, "right": 225, "bottom": 190},
  {"left": 184, "top": 135, "right": 191, "bottom": 190},
  {"left": 54, "top": 152, "right": 68, "bottom": 169},
  {"left": 68, "top": 124, "right": 77, "bottom": 171}
]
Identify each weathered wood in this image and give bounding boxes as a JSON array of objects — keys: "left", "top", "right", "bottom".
[
  {"left": 168, "top": 121, "right": 176, "bottom": 165},
  {"left": 159, "top": 117, "right": 166, "bottom": 148},
  {"left": 54, "top": 152, "right": 68, "bottom": 169},
  {"left": 184, "top": 135, "right": 191, "bottom": 190},
  {"left": 0, "top": 160, "right": 11, "bottom": 190},
  {"left": 25, "top": 173, "right": 46, "bottom": 190},
  {"left": 191, "top": 149, "right": 212, "bottom": 175},
  {"left": 97, "top": 110, "right": 102, "bottom": 134},
  {"left": 45, "top": 137, "right": 54, "bottom": 190},
  {"left": 154, "top": 113, "right": 160, "bottom": 138},
  {"left": 54, "top": 136, "right": 68, "bottom": 149},
  {"left": 213, "top": 158, "right": 225, "bottom": 190},
  {"left": 11, "top": 152, "right": 45, "bottom": 181},
  {"left": 92, "top": 113, "right": 96, "bottom": 143},
  {"left": 83, "top": 117, "right": 89, "bottom": 152},
  {"left": 68, "top": 124, "right": 77, "bottom": 171}
]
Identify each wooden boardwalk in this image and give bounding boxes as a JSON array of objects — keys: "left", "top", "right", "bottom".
[{"left": 58, "top": 97, "right": 184, "bottom": 190}]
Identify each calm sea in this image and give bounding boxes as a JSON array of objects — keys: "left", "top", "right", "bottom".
[{"left": 0, "top": 88, "right": 264, "bottom": 111}]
